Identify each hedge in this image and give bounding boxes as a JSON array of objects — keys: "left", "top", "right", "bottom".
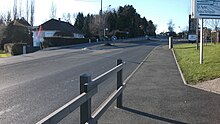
[
  {"left": 4, "top": 43, "right": 27, "bottom": 55},
  {"left": 43, "top": 37, "right": 88, "bottom": 47},
  {"left": 4, "top": 43, "right": 40, "bottom": 56}
]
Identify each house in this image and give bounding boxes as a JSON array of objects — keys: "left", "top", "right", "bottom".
[
  {"left": 211, "top": 30, "right": 220, "bottom": 43},
  {"left": 33, "top": 18, "right": 84, "bottom": 47},
  {"left": 1, "top": 18, "right": 32, "bottom": 49}
]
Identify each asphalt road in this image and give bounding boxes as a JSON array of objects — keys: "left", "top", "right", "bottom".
[
  {"left": 99, "top": 45, "right": 220, "bottom": 124},
  {"left": 0, "top": 41, "right": 160, "bottom": 124}
]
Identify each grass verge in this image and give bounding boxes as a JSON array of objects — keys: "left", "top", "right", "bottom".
[
  {"left": 0, "top": 50, "right": 11, "bottom": 58},
  {"left": 174, "top": 43, "right": 220, "bottom": 85}
]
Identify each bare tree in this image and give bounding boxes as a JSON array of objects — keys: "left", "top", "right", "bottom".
[
  {"left": 6, "top": 11, "right": 12, "bottom": 24},
  {"left": 167, "top": 20, "right": 175, "bottom": 32},
  {"left": 50, "top": 1, "right": 57, "bottom": 19},
  {"left": 205, "top": 19, "right": 220, "bottom": 30},
  {"left": 67, "top": 13, "right": 71, "bottom": 23},
  {"left": 89, "top": 15, "right": 101, "bottom": 36},
  {"left": 0, "top": 14, "right": 5, "bottom": 25},
  {"left": 62, "top": 13, "right": 71, "bottom": 23},
  {"left": 72, "top": 13, "right": 77, "bottom": 20},
  {"left": 30, "top": 0, "right": 35, "bottom": 26},
  {"left": 204, "top": 19, "right": 220, "bottom": 44},
  {"left": 13, "top": 0, "right": 18, "bottom": 20},
  {"left": 19, "top": 0, "right": 22, "bottom": 18},
  {"left": 26, "top": 0, "right": 29, "bottom": 22}
]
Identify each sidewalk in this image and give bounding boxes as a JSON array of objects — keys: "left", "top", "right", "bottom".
[{"left": 100, "top": 45, "right": 220, "bottom": 124}]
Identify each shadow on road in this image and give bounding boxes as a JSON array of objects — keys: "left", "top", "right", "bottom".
[{"left": 121, "top": 106, "right": 188, "bottom": 124}]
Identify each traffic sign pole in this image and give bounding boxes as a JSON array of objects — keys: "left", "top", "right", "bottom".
[
  {"left": 200, "top": 19, "right": 204, "bottom": 64},
  {"left": 196, "top": 18, "right": 199, "bottom": 50}
]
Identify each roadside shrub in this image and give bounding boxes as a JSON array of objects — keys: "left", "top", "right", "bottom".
[{"left": 43, "top": 37, "right": 88, "bottom": 47}]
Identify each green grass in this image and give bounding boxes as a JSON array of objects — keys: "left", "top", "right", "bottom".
[
  {"left": 0, "top": 50, "right": 4, "bottom": 54},
  {"left": 174, "top": 43, "right": 220, "bottom": 85},
  {"left": 0, "top": 50, "right": 11, "bottom": 58}
]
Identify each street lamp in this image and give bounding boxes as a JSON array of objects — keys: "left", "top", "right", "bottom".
[
  {"left": 101, "top": 0, "right": 102, "bottom": 14},
  {"left": 104, "top": 28, "right": 108, "bottom": 38},
  {"left": 99, "top": 0, "right": 111, "bottom": 41}
]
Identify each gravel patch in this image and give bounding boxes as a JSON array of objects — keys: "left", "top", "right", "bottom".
[{"left": 193, "top": 78, "right": 220, "bottom": 94}]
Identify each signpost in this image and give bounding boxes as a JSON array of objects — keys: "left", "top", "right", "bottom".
[
  {"left": 192, "top": 0, "right": 220, "bottom": 64},
  {"left": 188, "top": 15, "right": 198, "bottom": 45},
  {"left": 200, "top": 19, "right": 204, "bottom": 64},
  {"left": 192, "top": 0, "right": 220, "bottom": 19}
]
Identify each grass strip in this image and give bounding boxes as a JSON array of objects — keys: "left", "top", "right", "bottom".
[
  {"left": 0, "top": 50, "right": 11, "bottom": 58},
  {"left": 174, "top": 43, "right": 220, "bottom": 84}
]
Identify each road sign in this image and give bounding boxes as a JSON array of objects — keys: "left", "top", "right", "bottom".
[
  {"left": 192, "top": 0, "right": 220, "bottom": 19},
  {"left": 189, "top": 18, "right": 197, "bottom": 34},
  {"left": 188, "top": 34, "right": 197, "bottom": 41}
]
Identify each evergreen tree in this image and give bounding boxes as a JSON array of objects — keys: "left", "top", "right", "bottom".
[{"left": 74, "top": 12, "right": 85, "bottom": 31}]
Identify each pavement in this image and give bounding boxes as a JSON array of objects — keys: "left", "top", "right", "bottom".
[{"left": 99, "top": 45, "right": 220, "bottom": 124}]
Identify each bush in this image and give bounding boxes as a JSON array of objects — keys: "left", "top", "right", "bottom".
[
  {"left": 43, "top": 37, "right": 88, "bottom": 47},
  {"left": 3, "top": 19, "right": 33, "bottom": 46}
]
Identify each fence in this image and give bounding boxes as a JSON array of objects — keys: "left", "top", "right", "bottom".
[{"left": 36, "top": 59, "right": 126, "bottom": 124}]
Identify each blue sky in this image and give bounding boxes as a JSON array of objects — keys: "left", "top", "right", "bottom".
[{"left": 0, "top": 0, "right": 191, "bottom": 33}]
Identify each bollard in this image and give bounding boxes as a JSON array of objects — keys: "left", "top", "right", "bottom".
[
  {"left": 23, "top": 45, "right": 26, "bottom": 54},
  {"left": 89, "top": 39, "right": 91, "bottom": 44},
  {"left": 96, "top": 39, "right": 99, "bottom": 43},
  {"left": 80, "top": 74, "right": 92, "bottom": 124},
  {"left": 116, "top": 59, "right": 123, "bottom": 108},
  {"left": 169, "top": 37, "right": 173, "bottom": 49}
]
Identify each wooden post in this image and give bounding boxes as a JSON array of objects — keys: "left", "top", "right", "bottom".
[
  {"left": 80, "top": 74, "right": 92, "bottom": 124},
  {"left": 116, "top": 59, "right": 123, "bottom": 108}
]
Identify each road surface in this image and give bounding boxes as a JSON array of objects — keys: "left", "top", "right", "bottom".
[{"left": 0, "top": 40, "right": 160, "bottom": 124}]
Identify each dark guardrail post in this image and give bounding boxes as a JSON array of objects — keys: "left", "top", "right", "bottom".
[
  {"left": 116, "top": 59, "right": 123, "bottom": 108},
  {"left": 80, "top": 74, "right": 92, "bottom": 124}
]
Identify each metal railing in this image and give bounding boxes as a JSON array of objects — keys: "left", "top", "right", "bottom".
[{"left": 36, "top": 59, "right": 126, "bottom": 124}]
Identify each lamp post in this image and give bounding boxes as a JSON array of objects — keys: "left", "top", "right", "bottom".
[
  {"left": 101, "top": 0, "right": 102, "bottom": 14},
  {"left": 104, "top": 28, "right": 108, "bottom": 39}
]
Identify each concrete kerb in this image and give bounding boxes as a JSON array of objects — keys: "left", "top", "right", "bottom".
[
  {"left": 171, "top": 48, "right": 199, "bottom": 89},
  {"left": 171, "top": 49, "right": 187, "bottom": 85},
  {"left": 123, "top": 45, "right": 160, "bottom": 84}
]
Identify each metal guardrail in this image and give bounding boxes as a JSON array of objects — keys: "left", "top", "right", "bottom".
[{"left": 36, "top": 59, "right": 126, "bottom": 124}]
